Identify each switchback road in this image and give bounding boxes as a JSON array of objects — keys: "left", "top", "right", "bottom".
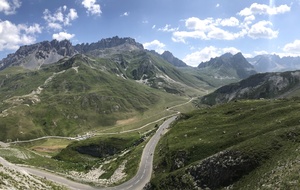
[{"left": 0, "top": 116, "right": 178, "bottom": 190}]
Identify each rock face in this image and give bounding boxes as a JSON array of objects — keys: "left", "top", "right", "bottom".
[
  {"left": 187, "top": 150, "right": 258, "bottom": 189},
  {"left": 198, "top": 52, "right": 256, "bottom": 80},
  {"left": 161, "top": 51, "right": 188, "bottom": 67},
  {"left": 201, "top": 70, "right": 300, "bottom": 105},
  {"left": 74, "top": 36, "right": 144, "bottom": 54},
  {"left": 0, "top": 36, "right": 144, "bottom": 70},
  {"left": 0, "top": 40, "right": 77, "bottom": 70}
]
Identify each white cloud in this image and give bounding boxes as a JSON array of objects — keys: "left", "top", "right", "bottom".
[
  {"left": 183, "top": 46, "right": 218, "bottom": 67},
  {"left": 248, "top": 20, "right": 278, "bottom": 39},
  {"left": 239, "top": 3, "right": 291, "bottom": 16},
  {"left": 243, "top": 15, "right": 256, "bottom": 26},
  {"left": 121, "top": 12, "right": 129, "bottom": 17},
  {"left": 52, "top": 32, "right": 75, "bottom": 41},
  {"left": 172, "top": 30, "right": 207, "bottom": 43},
  {"left": 67, "top": 8, "right": 79, "bottom": 21},
  {"left": 158, "top": 24, "right": 178, "bottom": 32},
  {"left": 82, "top": 0, "right": 101, "bottom": 16},
  {"left": 152, "top": 25, "right": 156, "bottom": 29},
  {"left": 219, "top": 17, "right": 239, "bottom": 27},
  {"left": 143, "top": 40, "right": 166, "bottom": 54},
  {"left": 183, "top": 46, "right": 241, "bottom": 67},
  {"left": 0, "top": 0, "right": 21, "bottom": 15},
  {"left": 254, "top": 50, "right": 269, "bottom": 55},
  {"left": 43, "top": 6, "right": 78, "bottom": 30},
  {"left": 216, "top": 4, "right": 220, "bottom": 8},
  {"left": 0, "top": 20, "right": 41, "bottom": 51},
  {"left": 283, "top": 40, "right": 300, "bottom": 53},
  {"left": 172, "top": 16, "right": 246, "bottom": 42},
  {"left": 222, "top": 47, "right": 241, "bottom": 55},
  {"left": 20, "top": 23, "right": 42, "bottom": 34},
  {"left": 185, "top": 17, "right": 214, "bottom": 32},
  {"left": 48, "top": 23, "right": 62, "bottom": 30},
  {"left": 207, "top": 27, "right": 241, "bottom": 40}
]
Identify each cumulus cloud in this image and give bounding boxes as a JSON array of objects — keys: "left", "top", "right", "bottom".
[
  {"left": 283, "top": 40, "right": 300, "bottom": 53},
  {"left": 183, "top": 46, "right": 241, "bottom": 67},
  {"left": 219, "top": 17, "right": 239, "bottom": 27},
  {"left": 52, "top": 32, "right": 75, "bottom": 41},
  {"left": 82, "top": 0, "right": 101, "bottom": 16},
  {"left": 0, "top": 0, "right": 21, "bottom": 15},
  {"left": 171, "top": 16, "right": 246, "bottom": 42},
  {"left": 239, "top": 3, "right": 291, "bottom": 16},
  {"left": 43, "top": 6, "right": 78, "bottom": 30},
  {"left": 143, "top": 40, "right": 166, "bottom": 54},
  {"left": 0, "top": 20, "right": 41, "bottom": 51},
  {"left": 158, "top": 24, "right": 178, "bottom": 32},
  {"left": 172, "top": 31, "right": 207, "bottom": 43},
  {"left": 121, "top": 12, "right": 129, "bottom": 17},
  {"left": 248, "top": 20, "right": 278, "bottom": 39}
]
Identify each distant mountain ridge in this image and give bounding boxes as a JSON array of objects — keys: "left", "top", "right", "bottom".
[
  {"left": 247, "top": 54, "right": 300, "bottom": 73},
  {"left": 200, "top": 70, "right": 300, "bottom": 105},
  {"left": 74, "top": 36, "right": 144, "bottom": 55},
  {"left": 198, "top": 52, "right": 256, "bottom": 80},
  {"left": 0, "top": 36, "right": 144, "bottom": 71}
]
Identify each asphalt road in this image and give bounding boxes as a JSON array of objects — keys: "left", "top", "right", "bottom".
[
  {"left": 106, "top": 116, "right": 177, "bottom": 190},
  {"left": 0, "top": 116, "right": 177, "bottom": 190}
]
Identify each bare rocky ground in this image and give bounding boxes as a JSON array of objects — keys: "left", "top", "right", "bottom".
[
  {"left": 68, "top": 159, "right": 128, "bottom": 187},
  {"left": 0, "top": 144, "right": 128, "bottom": 188},
  {"left": 0, "top": 162, "right": 67, "bottom": 190}
]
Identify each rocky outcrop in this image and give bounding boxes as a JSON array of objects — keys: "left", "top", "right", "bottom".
[
  {"left": 0, "top": 40, "right": 77, "bottom": 70},
  {"left": 201, "top": 70, "right": 300, "bottom": 105},
  {"left": 0, "top": 36, "right": 143, "bottom": 70},
  {"left": 187, "top": 150, "right": 259, "bottom": 189},
  {"left": 161, "top": 51, "right": 188, "bottom": 67},
  {"left": 74, "top": 36, "right": 144, "bottom": 54}
]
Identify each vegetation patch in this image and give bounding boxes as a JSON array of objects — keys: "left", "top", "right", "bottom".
[{"left": 149, "top": 98, "right": 300, "bottom": 189}]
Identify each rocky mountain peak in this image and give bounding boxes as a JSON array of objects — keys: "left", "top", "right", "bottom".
[
  {"left": 161, "top": 51, "right": 188, "bottom": 67},
  {"left": 0, "top": 39, "right": 77, "bottom": 70},
  {"left": 74, "top": 36, "right": 144, "bottom": 53},
  {"left": 198, "top": 52, "right": 256, "bottom": 79}
]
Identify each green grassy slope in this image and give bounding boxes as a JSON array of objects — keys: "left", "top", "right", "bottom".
[
  {"left": 179, "top": 67, "right": 239, "bottom": 89},
  {"left": 0, "top": 54, "right": 187, "bottom": 141},
  {"left": 149, "top": 98, "right": 300, "bottom": 190}
]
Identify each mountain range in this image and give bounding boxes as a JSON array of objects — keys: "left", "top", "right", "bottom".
[
  {"left": 200, "top": 70, "right": 300, "bottom": 105},
  {"left": 2, "top": 36, "right": 300, "bottom": 190},
  {"left": 247, "top": 54, "right": 300, "bottom": 73},
  {"left": 198, "top": 52, "right": 256, "bottom": 79},
  {"left": 1, "top": 36, "right": 300, "bottom": 142},
  {"left": 0, "top": 36, "right": 212, "bottom": 141}
]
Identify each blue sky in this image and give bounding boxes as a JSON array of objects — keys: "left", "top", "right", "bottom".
[{"left": 0, "top": 0, "right": 300, "bottom": 66}]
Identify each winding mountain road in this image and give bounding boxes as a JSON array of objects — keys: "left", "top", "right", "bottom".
[
  {"left": 106, "top": 116, "right": 177, "bottom": 190},
  {"left": 0, "top": 116, "right": 178, "bottom": 190}
]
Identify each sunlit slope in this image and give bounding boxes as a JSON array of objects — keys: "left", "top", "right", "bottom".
[
  {"left": 149, "top": 98, "right": 300, "bottom": 189},
  {"left": 0, "top": 54, "right": 187, "bottom": 141},
  {"left": 200, "top": 70, "right": 300, "bottom": 105}
]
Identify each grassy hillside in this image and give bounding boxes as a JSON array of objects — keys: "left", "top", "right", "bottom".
[
  {"left": 179, "top": 67, "right": 239, "bottom": 89},
  {"left": 0, "top": 54, "right": 188, "bottom": 141},
  {"left": 149, "top": 98, "right": 300, "bottom": 189}
]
